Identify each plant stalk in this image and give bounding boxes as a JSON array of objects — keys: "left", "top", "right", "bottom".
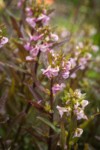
[{"left": 48, "top": 79, "right": 54, "bottom": 150}]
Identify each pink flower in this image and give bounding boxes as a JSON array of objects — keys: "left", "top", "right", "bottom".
[
  {"left": 24, "top": 42, "right": 33, "bottom": 51},
  {"left": 69, "top": 58, "right": 76, "bottom": 68},
  {"left": 74, "top": 108, "right": 88, "bottom": 120},
  {"left": 37, "top": 14, "right": 50, "bottom": 26},
  {"left": 26, "top": 17, "right": 36, "bottom": 28},
  {"left": 73, "top": 128, "right": 83, "bottom": 138},
  {"left": 26, "top": 56, "right": 34, "bottom": 61},
  {"left": 62, "top": 58, "right": 76, "bottom": 79},
  {"left": 57, "top": 105, "right": 71, "bottom": 117},
  {"left": 79, "top": 57, "right": 87, "bottom": 70},
  {"left": 30, "top": 46, "right": 39, "bottom": 57},
  {"left": 92, "top": 45, "right": 99, "bottom": 52},
  {"left": 63, "top": 61, "right": 71, "bottom": 71},
  {"left": 85, "top": 53, "right": 92, "bottom": 60},
  {"left": 26, "top": 7, "right": 33, "bottom": 16},
  {"left": 41, "top": 66, "right": 59, "bottom": 79},
  {"left": 81, "top": 100, "right": 89, "bottom": 108},
  {"left": 26, "top": 46, "right": 39, "bottom": 61},
  {"left": 70, "top": 73, "right": 76, "bottom": 79},
  {"left": 52, "top": 83, "right": 65, "bottom": 94},
  {"left": 62, "top": 71, "right": 70, "bottom": 79},
  {"left": 74, "top": 102, "right": 80, "bottom": 109},
  {"left": 0, "top": 37, "right": 8, "bottom": 48},
  {"left": 79, "top": 54, "right": 91, "bottom": 70},
  {"left": 39, "top": 43, "right": 53, "bottom": 52},
  {"left": 30, "top": 34, "right": 43, "bottom": 41},
  {"left": 50, "top": 33, "right": 59, "bottom": 41},
  {"left": 17, "top": 0, "right": 25, "bottom": 8}
]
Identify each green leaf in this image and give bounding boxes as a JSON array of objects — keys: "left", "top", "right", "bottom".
[{"left": 37, "top": 116, "right": 60, "bottom": 133}]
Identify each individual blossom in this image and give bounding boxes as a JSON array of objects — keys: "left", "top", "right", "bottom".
[
  {"left": 69, "top": 58, "right": 76, "bottom": 68},
  {"left": 70, "top": 73, "right": 76, "bottom": 79},
  {"left": 26, "top": 17, "right": 36, "bottom": 28},
  {"left": 50, "top": 33, "right": 59, "bottom": 42},
  {"left": 56, "top": 105, "right": 71, "bottom": 118},
  {"left": 74, "top": 108, "right": 88, "bottom": 120},
  {"left": 0, "top": 37, "right": 8, "bottom": 48},
  {"left": 37, "top": 14, "right": 50, "bottom": 26},
  {"left": 62, "top": 71, "right": 70, "bottom": 79},
  {"left": 92, "top": 45, "right": 99, "bottom": 52},
  {"left": 62, "top": 60, "right": 71, "bottom": 71},
  {"left": 17, "top": 0, "right": 25, "bottom": 8},
  {"left": 81, "top": 100, "right": 89, "bottom": 109},
  {"left": 62, "top": 58, "right": 76, "bottom": 79},
  {"left": 79, "top": 53, "right": 92, "bottom": 70},
  {"left": 74, "top": 101, "right": 80, "bottom": 109},
  {"left": 73, "top": 128, "right": 83, "bottom": 138},
  {"left": 62, "top": 61, "right": 70, "bottom": 79},
  {"left": 30, "top": 34, "right": 43, "bottom": 42},
  {"left": 79, "top": 57, "right": 87, "bottom": 70},
  {"left": 39, "top": 43, "right": 53, "bottom": 52},
  {"left": 74, "top": 100, "right": 89, "bottom": 109},
  {"left": 26, "top": 7, "right": 33, "bottom": 16},
  {"left": 41, "top": 65, "right": 59, "bottom": 79},
  {"left": 26, "top": 46, "right": 39, "bottom": 61},
  {"left": 52, "top": 83, "right": 65, "bottom": 94},
  {"left": 26, "top": 56, "right": 34, "bottom": 61},
  {"left": 30, "top": 46, "right": 39, "bottom": 57},
  {"left": 24, "top": 42, "right": 33, "bottom": 51},
  {"left": 85, "top": 53, "right": 92, "bottom": 60},
  {"left": 74, "top": 89, "right": 82, "bottom": 99}
]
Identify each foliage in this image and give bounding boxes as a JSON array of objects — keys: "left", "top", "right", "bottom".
[{"left": 0, "top": 0, "right": 100, "bottom": 150}]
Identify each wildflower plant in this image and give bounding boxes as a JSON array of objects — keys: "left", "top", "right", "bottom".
[{"left": 0, "top": 0, "right": 99, "bottom": 150}]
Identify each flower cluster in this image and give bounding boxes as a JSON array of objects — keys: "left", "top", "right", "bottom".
[
  {"left": 21, "top": 4, "right": 59, "bottom": 62},
  {"left": 57, "top": 89, "right": 89, "bottom": 119},
  {"left": 41, "top": 65, "right": 59, "bottom": 79},
  {"left": 21, "top": 5, "right": 93, "bottom": 87},
  {"left": 57, "top": 89, "right": 89, "bottom": 137},
  {"left": 61, "top": 58, "right": 76, "bottom": 79},
  {"left": 41, "top": 42, "right": 92, "bottom": 80},
  {"left": 73, "top": 128, "right": 83, "bottom": 138},
  {"left": 17, "top": 3, "right": 92, "bottom": 147}
]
